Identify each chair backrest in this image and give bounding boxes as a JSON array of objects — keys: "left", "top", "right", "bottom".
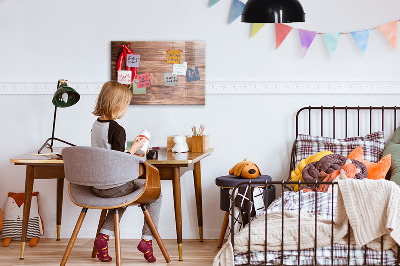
[{"left": 62, "top": 146, "right": 145, "bottom": 187}]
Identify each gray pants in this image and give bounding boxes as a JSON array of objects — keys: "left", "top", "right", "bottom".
[{"left": 92, "top": 180, "right": 162, "bottom": 240}]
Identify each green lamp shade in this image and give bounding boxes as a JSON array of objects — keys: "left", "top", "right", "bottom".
[{"left": 52, "top": 84, "right": 80, "bottom": 108}]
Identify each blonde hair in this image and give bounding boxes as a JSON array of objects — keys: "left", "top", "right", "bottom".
[{"left": 93, "top": 81, "right": 132, "bottom": 120}]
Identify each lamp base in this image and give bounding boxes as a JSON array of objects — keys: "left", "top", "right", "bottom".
[{"left": 38, "top": 137, "right": 76, "bottom": 154}]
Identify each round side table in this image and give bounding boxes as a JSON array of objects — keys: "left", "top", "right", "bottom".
[{"left": 215, "top": 175, "right": 275, "bottom": 248}]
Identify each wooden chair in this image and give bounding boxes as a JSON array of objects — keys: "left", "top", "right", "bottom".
[{"left": 60, "top": 146, "right": 171, "bottom": 265}]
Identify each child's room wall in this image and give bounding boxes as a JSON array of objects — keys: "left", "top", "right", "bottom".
[{"left": 1, "top": 0, "right": 400, "bottom": 239}]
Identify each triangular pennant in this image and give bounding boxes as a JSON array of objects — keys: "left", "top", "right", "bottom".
[
  {"left": 378, "top": 21, "right": 398, "bottom": 50},
  {"left": 298, "top": 29, "right": 317, "bottom": 58},
  {"left": 229, "top": 0, "right": 245, "bottom": 24},
  {"left": 251, "top": 23, "right": 266, "bottom": 38},
  {"left": 209, "top": 0, "right": 220, "bottom": 7},
  {"left": 351, "top": 29, "right": 370, "bottom": 55},
  {"left": 323, "top": 33, "right": 341, "bottom": 58},
  {"left": 275, "top": 23, "right": 293, "bottom": 49}
]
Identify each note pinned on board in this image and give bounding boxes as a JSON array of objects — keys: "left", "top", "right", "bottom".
[
  {"left": 186, "top": 67, "right": 200, "bottom": 82},
  {"left": 167, "top": 49, "right": 182, "bottom": 64},
  {"left": 173, "top": 62, "right": 187, "bottom": 76},
  {"left": 131, "top": 83, "right": 147, "bottom": 94},
  {"left": 117, "top": 70, "right": 132, "bottom": 85},
  {"left": 164, "top": 73, "right": 178, "bottom": 86},
  {"left": 137, "top": 73, "right": 151, "bottom": 88},
  {"left": 126, "top": 54, "right": 140, "bottom": 67}
]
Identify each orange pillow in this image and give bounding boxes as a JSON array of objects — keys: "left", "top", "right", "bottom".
[{"left": 347, "top": 146, "right": 391, "bottom": 180}]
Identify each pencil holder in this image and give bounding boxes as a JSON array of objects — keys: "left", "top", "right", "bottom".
[{"left": 191, "top": 135, "right": 209, "bottom": 153}]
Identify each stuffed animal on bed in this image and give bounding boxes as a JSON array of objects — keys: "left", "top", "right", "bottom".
[
  {"left": 1, "top": 192, "right": 44, "bottom": 247},
  {"left": 229, "top": 159, "right": 261, "bottom": 179}
]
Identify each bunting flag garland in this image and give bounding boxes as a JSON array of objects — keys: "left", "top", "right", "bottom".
[
  {"left": 209, "top": 0, "right": 220, "bottom": 8},
  {"left": 229, "top": 0, "right": 245, "bottom": 24},
  {"left": 275, "top": 23, "right": 293, "bottom": 49},
  {"left": 298, "top": 30, "right": 317, "bottom": 58},
  {"left": 351, "top": 29, "right": 370, "bottom": 55},
  {"left": 207, "top": 5, "right": 400, "bottom": 57},
  {"left": 251, "top": 23, "right": 266, "bottom": 38},
  {"left": 378, "top": 21, "right": 398, "bottom": 50},
  {"left": 323, "top": 33, "right": 341, "bottom": 58}
]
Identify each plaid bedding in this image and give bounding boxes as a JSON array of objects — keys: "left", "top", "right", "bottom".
[
  {"left": 294, "top": 131, "right": 385, "bottom": 166},
  {"left": 234, "top": 191, "right": 397, "bottom": 265}
]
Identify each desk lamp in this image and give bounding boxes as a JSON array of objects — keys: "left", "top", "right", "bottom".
[
  {"left": 38, "top": 79, "right": 80, "bottom": 154},
  {"left": 241, "top": 0, "right": 305, "bottom": 23}
]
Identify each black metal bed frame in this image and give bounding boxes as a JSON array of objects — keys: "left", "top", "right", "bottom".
[{"left": 230, "top": 106, "right": 400, "bottom": 266}]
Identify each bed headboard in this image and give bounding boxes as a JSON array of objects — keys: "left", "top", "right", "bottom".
[{"left": 290, "top": 106, "right": 400, "bottom": 179}]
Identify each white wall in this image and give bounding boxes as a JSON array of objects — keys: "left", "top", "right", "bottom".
[{"left": 1, "top": 0, "right": 400, "bottom": 240}]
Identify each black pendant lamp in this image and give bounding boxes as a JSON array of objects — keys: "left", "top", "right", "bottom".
[{"left": 242, "top": 0, "right": 305, "bottom": 23}]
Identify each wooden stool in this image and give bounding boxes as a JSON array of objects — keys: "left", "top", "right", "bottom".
[{"left": 215, "top": 175, "right": 275, "bottom": 248}]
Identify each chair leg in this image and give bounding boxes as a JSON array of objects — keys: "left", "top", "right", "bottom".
[
  {"left": 114, "top": 209, "right": 121, "bottom": 266},
  {"left": 141, "top": 205, "right": 171, "bottom": 263},
  {"left": 217, "top": 211, "right": 230, "bottom": 248},
  {"left": 92, "top": 209, "right": 108, "bottom": 258},
  {"left": 60, "top": 208, "right": 88, "bottom": 266}
]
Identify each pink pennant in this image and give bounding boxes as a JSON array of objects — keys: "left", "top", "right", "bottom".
[
  {"left": 275, "top": 23, "right": 293, "bottom": 49},
  {"left": 298, "top": 29, "right": 317, "bottom": 58},
  {"left": 378, "top": 21, "right": 398, "bottom": 50}
]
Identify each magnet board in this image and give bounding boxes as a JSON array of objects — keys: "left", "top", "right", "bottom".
[{"left": 111, "top": 41, "right": 205, "bottom": 105}]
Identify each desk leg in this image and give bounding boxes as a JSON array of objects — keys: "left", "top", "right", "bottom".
[
  {"left": 172, "top": 167, "right": 183, "bottom": 261},
  {"left": 193, "top": 161, "right": 203, "bottom": 242},
  {"left": 20, "top": 165, "right": 35, "bottom": 259},
  {"left": 56, "top": 178, "right": 64, "bottom": 241}
]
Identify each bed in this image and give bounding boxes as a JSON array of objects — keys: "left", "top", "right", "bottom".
[{"left": 214, "top": 106, "right": 400, "bottom": 266}]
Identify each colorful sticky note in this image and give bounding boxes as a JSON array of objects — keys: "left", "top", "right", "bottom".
[
  {"left": 137, "top": 73, "right": 151, "bottom": 88},
  {"left": 131, "top": 83, "right": 146, "bottom": 95},
  {"left": 117, "top": 70, "right": 132, "bottom": 85},
  {"left": 126, "top": 54, "right": 140, "bottom": 68},
  {"left": 173, "top": 62, "right": 187, "bottom": 76},
  {"left": 186, "top": 67, "right": 200, "bottom": 82},
  {"left": 167, "top": 49, "right": 182, "bottom": 64},
  {"left": 164, "top": 73, "right": 178, "bottom": 86}
]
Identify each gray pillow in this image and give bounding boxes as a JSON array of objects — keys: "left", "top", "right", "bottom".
[{"left": 382, "top": 126, "right": 400, "bottom": 184}]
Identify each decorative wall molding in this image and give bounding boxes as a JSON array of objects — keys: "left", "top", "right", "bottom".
[{"left": 1, "top": 81, "right": 400, "bottom": 95}]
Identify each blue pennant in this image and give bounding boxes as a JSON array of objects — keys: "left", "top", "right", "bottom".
[{"left": 229, "top": 0, "right": 245, "bottom": 24}]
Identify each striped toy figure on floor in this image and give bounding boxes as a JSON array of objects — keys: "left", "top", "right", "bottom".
[{"left": 1, "top": 192, "right": 44, "bottom": 247}]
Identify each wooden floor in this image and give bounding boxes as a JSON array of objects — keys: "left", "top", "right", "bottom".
[{"left": 0, "top": 239, "right": 221, "bottom": 265}]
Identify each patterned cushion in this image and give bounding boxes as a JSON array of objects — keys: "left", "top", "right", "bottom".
[{"left": 294, "top": 131, "right": 385, "bottom": 166}]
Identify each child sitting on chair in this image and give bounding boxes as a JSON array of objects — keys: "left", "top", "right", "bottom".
[{"left": 91, "top": 81, "right": 162, "bottom": 263}]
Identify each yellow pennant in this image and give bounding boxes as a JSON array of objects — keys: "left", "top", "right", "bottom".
[{"left": 251, "top": 23, "right": 266, "bottom": 38}]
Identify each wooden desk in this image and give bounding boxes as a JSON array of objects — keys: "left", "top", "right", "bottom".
[{"left": 10, "top": 147, "right": 213, "bottom": 261}]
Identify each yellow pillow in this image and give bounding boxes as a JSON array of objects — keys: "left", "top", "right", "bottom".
[{"left": 290, "top": 150, "right": 333, "bottom": 191}]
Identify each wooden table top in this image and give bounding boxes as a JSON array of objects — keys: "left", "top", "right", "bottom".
[{"left": 10, "top": 147, "right": 214, "bottom": 166}]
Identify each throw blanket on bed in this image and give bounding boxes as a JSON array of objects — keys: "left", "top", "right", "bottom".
[
  {"left": 214, "top": 179, "right": 400, "bottom": 266},
  {"left": 335, "top": 178, "right": 399, "bottom": 251}
]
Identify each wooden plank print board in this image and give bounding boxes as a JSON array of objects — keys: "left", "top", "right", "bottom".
[{"left": 111, "top": 41, "right": 205, "bottom": 105}]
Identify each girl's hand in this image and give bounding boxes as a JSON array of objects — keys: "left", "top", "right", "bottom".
[
  {"left": 129, "top": 137, "right": 147, "bottom": 155},
  {"left": 134, "top": 148, "right": 149, "bottom": 157}
]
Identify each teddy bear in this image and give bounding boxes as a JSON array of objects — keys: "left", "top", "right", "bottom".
[
  {"left": 1, "top": 192, "right": 44, "bottom": 247},
  {"left": 172, "top": 135, "right": 189, "bottom": 153},
  {"left": 229, "top": 159, "right": 261, "bottom": 179}
]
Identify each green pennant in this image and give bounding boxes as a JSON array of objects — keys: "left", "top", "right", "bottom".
[{"left": 209, "top": 0, "right": 220, "bottom": 7}]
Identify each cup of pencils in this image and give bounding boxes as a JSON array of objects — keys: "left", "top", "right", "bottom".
[{"left": 191, "top": 124, "right": 209, "bottom": 152}]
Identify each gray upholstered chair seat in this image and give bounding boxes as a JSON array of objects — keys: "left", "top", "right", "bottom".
[{"left": 69, "top": 180, "right": 145, "bottom": 208}]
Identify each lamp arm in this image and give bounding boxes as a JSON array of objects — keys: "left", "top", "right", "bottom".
[{"left": 50, "top": 105, "right": 57, "bottom": 148}]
